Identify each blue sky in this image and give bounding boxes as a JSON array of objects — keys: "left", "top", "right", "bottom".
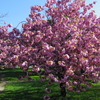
[{"left": 0, "top": 0, "right": 100, "bottom": 31}]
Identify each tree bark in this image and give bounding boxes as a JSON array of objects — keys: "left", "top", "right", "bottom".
[
  {"left": 57, "top": 67, "right": 66, "bottom": 97},
  {"left": 60, "top": 83, "right": 66, "bottom": 97}
]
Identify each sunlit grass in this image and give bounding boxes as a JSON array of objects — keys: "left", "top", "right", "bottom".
[
  {"left": 0, "top": 80, "right": 99, "bottom": 100},
  {"left": 0, "top": 67, "right": 100, "bottom": 100}
]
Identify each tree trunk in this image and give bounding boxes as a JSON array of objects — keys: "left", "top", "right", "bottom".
[
  {"left": 60, "top": 83, "right": 66, "bottom": 97},
  {"left": 55, "top": 63, "right": 67, "bottom": 97},
  {"left": 57, "top": 67, "right": 66, "bottom": 97}
]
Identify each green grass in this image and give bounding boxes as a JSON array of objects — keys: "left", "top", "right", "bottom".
[
  {"left": 0, "top": 80, "right": 60, "bottom": 100},
  {"left": 0, "top": 67, "right": 39, "bottom": 81},
  {"left": 0, "top": 67, "right": 100, "bottom": 100},
  {"left": 0, "top": 81, "right": 100, "bottom": 100}
]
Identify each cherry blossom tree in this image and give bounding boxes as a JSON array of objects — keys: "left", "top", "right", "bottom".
[
  {"left": 0, "top": 0, "right": 100, "bottom": 99},
  {"left": 20, "top": 0, "right": 100, "bottom": 98}
]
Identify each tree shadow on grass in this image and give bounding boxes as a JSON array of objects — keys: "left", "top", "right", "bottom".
[
  {"left": 0, "top": 80, "right": 61, "bottom": 100},
  {"left": 0, "top": 67, "right": 39, "bottom": 81},
  {"left": 0, "top": 67, "right": 23, "bottom": 80},
  {"left": 0, "top": 89, "right": 45, "bottom": 100},
  {"left": 66, "top": 83, "right": 100, "bottom": 100},
  {"left": 0, "top": 73, "right": 100, "bottom": 100},
  {"left": 1, "top": 88, "right": 100, "bottom": 100}
]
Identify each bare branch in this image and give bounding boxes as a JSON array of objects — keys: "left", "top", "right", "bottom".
[{"left": 0, "top": 13, "right": 8, "bottom": 18}]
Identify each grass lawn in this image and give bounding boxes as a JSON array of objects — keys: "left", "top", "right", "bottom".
[
  {"left": 0, "top": 81, "right": 100, "bottom": 100},
  {"left": 0, "top": 67, "right": 39, "bottom": 81},
  {"left": 0, "top": 67, "right": 100, "bottom": 100}
]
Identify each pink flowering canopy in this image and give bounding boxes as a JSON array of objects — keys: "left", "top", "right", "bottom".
[
  {"left": 21, "top": 0, "right": 100, "bottom": 91},
  {"left": 0, "top": 0, "right": 100, "bottom": 99}
]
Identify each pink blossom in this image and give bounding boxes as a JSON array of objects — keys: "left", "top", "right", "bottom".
[
  {"left": 86, "top": 66, "right": 94, "bottom": 72},
  {"left": 46, "top": 60, "right": 54, "bottom": 66},
  {"left": 58, "top": 61, "right": 66, "bottom": 66},
  {"left": 44, "top": 95, "right": 50, "bottom": 100},
  {"left": 8, "top": 23, "right": 12, "bottom": 27},
  {"left": 93, "top": 1, "right": 97, "bottom": 4},
  {"left": 45, "top": 88, "right": 51, "bottom": 93},
  {"left": 62, "top": 54, "right": 70, "bottom": 60},
  {"left": 73, "top": 81, "right": 78, "bottom": 85},
  {"left": 41, "top": 77, "right": 46, "bottom": 81},
  {"left": 22, "top": 61, "right": 28, "bottom": 67},
  {"left": 68, "top": 86, "right": 73, "bottom": 90}
]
